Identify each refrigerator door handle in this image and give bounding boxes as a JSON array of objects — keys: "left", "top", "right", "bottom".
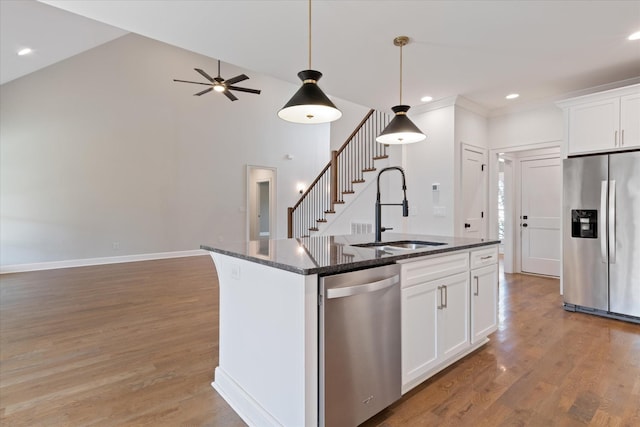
[
  {"left": 600, "top": 180, "right": 608, "bottom": 263},
  {"left": 609, "top": 180, "right": 616, "bottom": 264}
]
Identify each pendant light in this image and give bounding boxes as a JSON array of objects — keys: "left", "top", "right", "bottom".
[
  {"left": 278, "top": 0, "right": 342, "bottom": 124},
  {"left": 377, "top": 36, "right": 426, "bottom": 144}
]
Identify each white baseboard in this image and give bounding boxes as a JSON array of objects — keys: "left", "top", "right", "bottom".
[
  {"left": 212, "top": 367, "right": 282, "bottom": 427},
  {"left": 0, "top": 249, "right": 209, "bottom": 274}
]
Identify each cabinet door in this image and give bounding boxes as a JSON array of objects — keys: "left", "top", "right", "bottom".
[
  {"left": 401, "top": 281, "right": 439, "bottom": 390},
  {"left": 438, "top": 272, "right": 470, "bottom": 360},
  {"left": 471, "top": 264, "right": 498, "bottom": 344},
  {"left": 620, "top": 93, "right": 640, "bottom": 149},
  {"left": 568, "top": 98, "right": 619, "bottom": 155}
]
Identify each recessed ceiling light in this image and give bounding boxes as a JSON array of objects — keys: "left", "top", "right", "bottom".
[
  {"left": 505, "top": 93, "right": 519, "bottom": 100},
  {"left": 628, "top": 31, "right": 640, "bottom": 41},
  {"left": 17, "top": 47, "right": 32, "bottom": 56},
  {"left": 421, "top": 95, "right": 433, "bottom": 103}
]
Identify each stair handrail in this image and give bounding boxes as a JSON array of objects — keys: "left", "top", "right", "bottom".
[
  {"left": 288, "top": 109, "right": 386, "bottom": 238},
  {"left": 290, "top": 109, "right": 374, "bottom": 213}
]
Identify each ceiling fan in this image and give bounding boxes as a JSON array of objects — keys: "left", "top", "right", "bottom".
[{"left": 173, "top": 60, "right": 261, "bottom": 101}]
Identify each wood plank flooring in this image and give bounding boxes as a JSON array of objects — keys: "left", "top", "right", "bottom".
[{"left": 1, "top": 256, "right": 639, "bottom": 426}]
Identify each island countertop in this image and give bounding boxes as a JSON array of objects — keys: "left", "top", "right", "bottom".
[{"left": 201, "top": 233, "right": 500, "bottom": 275}]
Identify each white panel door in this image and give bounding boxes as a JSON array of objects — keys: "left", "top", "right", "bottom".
[
  {"left": 461, "top": 145, "right": 487, "bottom": 238},
  {"left": 521, "top": 157, "right": 561, "bottom": 276}
]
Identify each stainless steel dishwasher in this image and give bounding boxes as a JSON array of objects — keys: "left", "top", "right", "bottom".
[{"left": 319, "top": 263, "right": 401, "bottom": 427}]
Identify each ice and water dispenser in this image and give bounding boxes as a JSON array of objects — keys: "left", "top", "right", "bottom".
[{"left": 571, "top": 210, "right": 597, "bottom": 238}]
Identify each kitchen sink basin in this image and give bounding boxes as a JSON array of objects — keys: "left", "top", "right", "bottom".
[{"left": 351, "top": 240, "right": 446, "bottom": 251}]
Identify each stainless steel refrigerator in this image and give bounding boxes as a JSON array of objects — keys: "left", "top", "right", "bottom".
[{"left": 563, "top": 150, "right": 640, "bottom": 322}]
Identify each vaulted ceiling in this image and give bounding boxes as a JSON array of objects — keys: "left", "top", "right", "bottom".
[{"left": 4, "top": 0, "right": 640, "bottom": 115}]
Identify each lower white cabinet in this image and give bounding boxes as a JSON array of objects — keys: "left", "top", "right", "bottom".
[
  {"left": 471, "top": 263, "right": 498, "bottom": 344},
  {"left": 401, "top": 271, "right": 469, "bottom": 391},
  {"left": 399, "top": 246, "right": 498, "bottom": 394}
]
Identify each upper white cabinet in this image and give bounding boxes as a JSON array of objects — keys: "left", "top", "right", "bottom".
[
  {"left": 620, "top": 92, "right": 640, "bottom": 149},
  {"left": 558, "top": 84, "right": 640, "bottom": 156}
]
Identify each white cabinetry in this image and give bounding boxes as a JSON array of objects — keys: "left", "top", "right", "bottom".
[
  {"left": 399, "top": 252, "right": 469, "bottom": 393},
  {"left": 470, "top": 247, "right": 499, "bottom": 344},
  {"left": 558, "top": 84, "right": 640, "bottom": 155},
  {"left": 438, "top": 272, "right": 471, "bottom": 359},
  {"left": 400, "top": 245, "right": 499, "bottom": 394}
]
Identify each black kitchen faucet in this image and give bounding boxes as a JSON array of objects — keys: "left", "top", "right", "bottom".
[{"left": 375, "top": 166, "right": 409, "bottom": 242}]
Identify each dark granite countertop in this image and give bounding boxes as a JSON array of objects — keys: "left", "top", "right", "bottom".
[{"left": 201, "top": 233, "right": 500, "bottom": 276}]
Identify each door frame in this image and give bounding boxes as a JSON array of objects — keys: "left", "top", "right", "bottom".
[
  {"left": 488, "top": 141, "right": 561, "bottom": 274},
  {"left": 246, "top": 165, "right": 277, "bottom": 241}
]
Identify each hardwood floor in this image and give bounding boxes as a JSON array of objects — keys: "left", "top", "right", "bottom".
[{"left": 1, "top": 256, "right": 638, "bottom": 426}]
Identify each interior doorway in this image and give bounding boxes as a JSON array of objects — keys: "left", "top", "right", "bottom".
[
  {"left": 247, "top": 166, "right": 277, "bottom": 241},
  {"left": 490, "top": 143, "right": 561, "bottom": 276},
  {"left": 520, "top": 157, "right": 561, "bottom": 276}
]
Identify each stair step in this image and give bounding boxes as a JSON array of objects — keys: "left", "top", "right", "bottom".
[
  {"left": 324, "top": 210, "right": 336, "bottom": 214},
  {"left": 352, "top": 179, "right": 365, "bottom": 184},
  {"left": 343, "top": 190, "right": 355, "bottom": 194},
  {"left": 373, "top": 155, "right": 389, "bottom": 160},
  {"left": 362, "top": 168, "right": 376, "bottom": 172},
  {"left": 309, "top": 227, "right": 319, "bottom": 232},
  {"left": 335, "top": 201, "right": 345, "bottom": 204},
  {"left": 317, "top": 219, "right": 327, "bottom": 223}
]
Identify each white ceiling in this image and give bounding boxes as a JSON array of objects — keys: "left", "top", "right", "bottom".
[
  {"left": 4, "top": 0, "right": 640, "bottom": 115},
  {"left": 0, "top": 0, "right": 127, "bottom": 85}
]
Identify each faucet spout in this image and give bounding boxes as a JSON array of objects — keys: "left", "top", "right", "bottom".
[{"left": 375, "top": 166, "right": 409, "bottom": 242}]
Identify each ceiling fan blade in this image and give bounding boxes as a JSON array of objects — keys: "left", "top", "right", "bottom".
[
  {"left": 194, "top": 68, "right": 215, "bottom": 82},
  {"left": 223, "top": 90, "right": 238, "bottom": 101},
  {"left": 194, "top": 87, "right": 214, "bottom": 96},
  {"left": 228, "top": 86, "right": 261, "bottom": 95},
  {"left": 224, "top": 74, "right": 249, "bottom": 85},
  {"left": 173, "top": 79, "right": 212, "bottom": 86}
]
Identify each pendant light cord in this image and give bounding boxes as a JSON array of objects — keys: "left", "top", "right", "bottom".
[
  {"left": 308, "top": 0, "right": 312, "bottom": 70},
  {"left": 399, "top": 42, "right": 403, "bottom": 104}
]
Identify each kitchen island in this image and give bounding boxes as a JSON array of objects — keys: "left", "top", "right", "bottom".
[{"left": 201, "top": 233, "right": 500, "bottom": 427}]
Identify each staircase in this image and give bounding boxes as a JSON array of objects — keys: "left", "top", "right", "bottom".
[{"left": 287, "top": 109, "right": 391, "bottom": 238}]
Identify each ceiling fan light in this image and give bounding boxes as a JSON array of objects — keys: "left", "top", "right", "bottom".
[
  {"left": 213, "top": 84, "right": 225, "bottom": 92},
  {"left": 376, "top": 105, "right": 426, "bottom": 145},
  {"left": 279, "top": 70, "right": 342, "bottom": 124}
]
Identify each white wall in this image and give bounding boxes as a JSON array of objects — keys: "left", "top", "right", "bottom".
[
  {"left": 488, "top": 104, "right": 563, "bottom": 150},
  {"left": 0, "top": 34, "right": 330, "bottom": 266},
  {"left": 402, "top": 105, "right": 456, "bottom": 237}
]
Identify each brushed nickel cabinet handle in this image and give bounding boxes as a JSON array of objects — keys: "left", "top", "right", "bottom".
[
  {"left": 443, "top": 285, "right": 448, "bottom": 308},
  {"left": 621, "top": 129, "right": 625, "bottom": 146},
  {"left": 615, "top": 130, "right": 618, "bottom": 146},
  {"left": 474, "top": 276, "right": 479, "bottom": 296}
]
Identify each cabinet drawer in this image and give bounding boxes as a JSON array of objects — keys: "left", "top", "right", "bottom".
[
  {"left": 399, "top": 252, "right": 469, "bottom": 289},
  {"left": 470, "top": 246, "right": 498, "bottom": 269}
]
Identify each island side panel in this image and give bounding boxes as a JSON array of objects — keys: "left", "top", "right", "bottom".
[{"left": 210, "top": 253, "right": 318, "bottom": 427}]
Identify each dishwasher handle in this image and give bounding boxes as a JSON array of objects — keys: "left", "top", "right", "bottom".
[{"left": 326, "top": 275, "right": 400, "bottom": 299}]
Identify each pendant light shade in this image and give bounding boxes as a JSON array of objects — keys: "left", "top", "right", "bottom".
[
  {"left": 377, "top": 105, "right": 426, "bottom": 144},
  {"left": 278, "top": 70, "right": 342, "bottom": 124},
  {"left": 279, "top": 0, "right": 341, "bottom": 124},
  {"left": 377, "top": 36, "right": 425, "bottom": 144}
]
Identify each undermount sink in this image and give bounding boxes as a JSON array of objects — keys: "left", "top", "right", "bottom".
[{"left": 351, "top": 240, "right": 446, "bottom": 251}]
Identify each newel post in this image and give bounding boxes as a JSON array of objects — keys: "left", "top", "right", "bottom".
[
  {"left": 330, "top": 150, "right": 338, "bottom": 211},
  {"left": 287, "top": 207, "right": 294, "bottom": 238}
]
